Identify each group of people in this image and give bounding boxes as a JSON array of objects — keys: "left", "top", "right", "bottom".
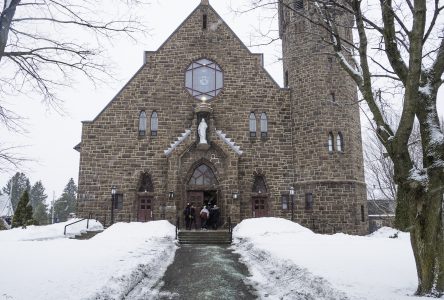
[{"left": 183, "top": 202, "right": 220, "bottom": 230}]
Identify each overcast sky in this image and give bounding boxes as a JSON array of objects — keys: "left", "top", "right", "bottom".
[
  {"left": 0, "top": 0, "right": 284, "bottom": 200},
  {"left": 1, "top": 0, "right": 443, "bottom": 202}
]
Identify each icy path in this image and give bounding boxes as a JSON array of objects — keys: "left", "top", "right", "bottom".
[{"left": 127, "top": 245, "right": 257, "bottom": 299}]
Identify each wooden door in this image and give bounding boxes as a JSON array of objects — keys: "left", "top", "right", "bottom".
[
  {"left": 187, "top": 191, "right": 204, "bottom": 228},
  {"left": 138, "top": 196, "right": 153, "bottom": 222},
  {"left": 252, "top": 196, "right": 268, "bottom": 218}
]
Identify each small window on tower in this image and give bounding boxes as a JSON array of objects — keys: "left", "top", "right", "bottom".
[
  {"left": 293, "top": 0, "right": 304, "bottom": 10},
  {"left": 328, "top": 132, "right": 334, "bottom": 152},
  {"left": 361, "top": 205, "right": 365, "bottom": 222},
  {"left": 203, "top": 14, "right": 207, "bottom": 30},
  {"left": 260, "top": 112, "right": 268, "bottom": 138},
  {"left": 337, "top": 132, "right": 344, "bottom": 152},
  {"left": 249, "top": 112, "right": 257, "bottom": 138},
  {"left": 151, "top": 111, "right": 158, "bottom": 136},
  {"left": 330, "top": 92, "right": 336, "bottom": 102},
  {"left": 284, "top": 71, "right": 289, "bottom": 87}
]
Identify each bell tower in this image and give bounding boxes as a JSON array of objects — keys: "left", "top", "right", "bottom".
[{"left": 279, "top": 0, "right": 368, "bottom": 234}]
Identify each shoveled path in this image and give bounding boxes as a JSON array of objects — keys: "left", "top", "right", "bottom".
[{"left": 155, "top": 244, "right": 257, "bottom": 299}]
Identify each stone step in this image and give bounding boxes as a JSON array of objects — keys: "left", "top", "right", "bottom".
[
  {"left": 178, "top": 230, "right": 232, "bottom": 245},
  {"left": 70, "top": 230, "right": 103, "bottom": 240}
]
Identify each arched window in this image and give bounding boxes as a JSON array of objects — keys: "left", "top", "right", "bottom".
[
  {"left": 139, "top": 172, "right": 154, "bottom": 192},
  {"left": 337, "top": 132, "right": 344, "bottom": 152},
  {"left": 138, "top": 111, "right": 147, "bottom": 136},
  {"left": 328, "top": 132, "right": 334, "bottom": 152},
  {"left": 249, "top": 112, "right": 257, "bottom": 137},
  {"left": 260, "top": 113, "right": 268, "bottom": 138},
  {"left": 188, "top": 164, "right": 217, "bottom": 186},
  {"left": 151, "top": 111, "right": 158, "bottom": 136},
  {"left": 252, "top": 176, "right": 267, "bottom": 193},
  {"left": 293, "top": 0, "right": 304, "bottom": 10}
]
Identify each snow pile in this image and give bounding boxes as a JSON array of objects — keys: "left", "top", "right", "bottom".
[
  {"left": 233, "top": 218, "right": 422, "bottom": 300},
  {"left": 0, "top": 221, "right": 176, "bottom": 300},
  {"left": 0, "top": 218, "right": 103, "bottom": 241}
]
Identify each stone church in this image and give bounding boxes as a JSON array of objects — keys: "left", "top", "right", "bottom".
[{"left": 75, "top": 0, "right": 368, "bottom": 234}]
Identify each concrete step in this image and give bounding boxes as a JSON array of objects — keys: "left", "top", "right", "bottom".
[
  {"left": 71, "top": 230, "right": 103, "bottom": 240},
  {"left": 178, "top": 230, "right": 232, "bottom": 245}
]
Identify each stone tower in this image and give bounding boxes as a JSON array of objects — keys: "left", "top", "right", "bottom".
[{"left": 279, "top": 0, "right": 368, "bottom": 234}]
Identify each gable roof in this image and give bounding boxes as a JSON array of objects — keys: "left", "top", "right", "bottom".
[{"left": 80, "top": 1, "right": 284, "bottom": 126}]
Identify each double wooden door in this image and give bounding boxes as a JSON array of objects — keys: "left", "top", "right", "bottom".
[
  {"left": 252, "top": 196, "right": 268, "bottom": 218},
  {"left": 138, "top": 196, "right": 153, "bottom": 222}
]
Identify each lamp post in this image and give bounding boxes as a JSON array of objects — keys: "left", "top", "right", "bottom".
[
  {"left": 111, "top": 185, "right": 117, "bottom": 225},
  {"left": 289, "top": 186, "right": 295, "bottom": 221}
]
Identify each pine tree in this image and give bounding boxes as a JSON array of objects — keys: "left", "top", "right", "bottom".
[
  {"left": 30, "top": 181, "right": 48, "bottom": 209},
  {"left": 12, "top": 191, "right": 34, "bottom": 228},
  {"left": 2, "top": 173, "right": 31, "bottom": 212},
  {"left": 33, "top": 202, "right": 49, "bottom": 225},
  {"left": 53, "top": 178, "right": 77, "bottom": 222}
]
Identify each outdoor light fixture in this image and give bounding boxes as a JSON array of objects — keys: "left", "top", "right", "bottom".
[
  {"left": 232, "top": 192, "right": 239, "bottom": 200},
  {"left": 289, "top": 186, "right": 295, "bottom": 222},
  {"left": 111, "top": 185, "right": 117, "bottom": 225},
  {"left": 168, "top": 191, "right": 174, "bottom": 199}
]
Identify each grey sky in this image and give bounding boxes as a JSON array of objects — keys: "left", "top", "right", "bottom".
[{"left": 1, "top": 0, "right": 443, "bottom": 201}]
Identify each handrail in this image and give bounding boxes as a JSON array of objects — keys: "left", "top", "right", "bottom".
[
  {"left": 175, "top": 216, "right": 180, "bottom": 240},
  {"left": 228, "top": 216, "right": 232, "bottom": 243},
  {"left": 63, "top": 213, "right": 92, "bottom": 235}
]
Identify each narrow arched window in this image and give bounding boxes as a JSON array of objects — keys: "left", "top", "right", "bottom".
[
  {"left": 138, "top": 111, "right": 147, "bottom": 136},
  {"left": 328, "top": 132, "right": 334, "bottom": 152},
  {"left": 151, "top": 111, "right": 158, "bottom": 136},
  {"left": 293, "top": 0, "right": 304, "bottom": 10},
  {"left": 249, "top": 112, "right": 257, "bottom": 137},
  {"left": 260, "top": 113, "right": 268, "bottom": 138},
  {"left": 337, "top": 132, "right": 344, "bottom": 152}
]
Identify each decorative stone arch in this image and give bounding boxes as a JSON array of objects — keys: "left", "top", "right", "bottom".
[
  {"left": 185, "top": 158, "right": 220, "bottom": 190},
  {"left": 136, "top": 171, "right": 154, "bottom": 222},
  {"left": 251, "top": 170, "right": 269, "bottom": 218},
  {"left": 138, "top": 171, "right": 154, "bottom": 192}
]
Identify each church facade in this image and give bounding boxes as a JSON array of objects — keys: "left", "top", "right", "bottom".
[{"left": 75, "top": 0, "right": 368, "bottom": 234}]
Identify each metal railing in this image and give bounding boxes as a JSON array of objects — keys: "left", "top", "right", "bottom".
[
  {"left": 64, "top": 213, "right": 92, "bottom": 235},
  {"left": 175, "top": 216, "right": 180, "bottom": 240},
  {"left": 228, "top": 216, "right": 232, "bottom": 243}
]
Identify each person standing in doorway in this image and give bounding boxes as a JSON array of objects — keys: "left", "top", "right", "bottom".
[
  {"left": 200, "top": 206, "right": 209, "bottom": 229},
  {"left": 184, "top": 203, "right": 192, "bottom": 230},
  {"left": 190, "top": 203, "right": 196, "bottom": 230}
]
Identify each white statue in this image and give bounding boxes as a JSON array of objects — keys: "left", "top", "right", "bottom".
[{"left": 198, "top": 118, "right": 208, "bottom": 144}]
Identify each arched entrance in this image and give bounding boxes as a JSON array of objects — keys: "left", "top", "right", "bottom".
[
  {"left": 186, "top": 162, "right": 219, "bottom": 228},
  {"left": 252, "top": 175, "right": 268, "bottom": 217},
  {"left": 137, "top": 172, "right": 154, "bottom": 222}
]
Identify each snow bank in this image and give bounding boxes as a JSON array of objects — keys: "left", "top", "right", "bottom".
[
  {"left": 0, "top": 218, "right": 103, "bottom": 241},
  {"left": 233, "top": 218, "right": 422, "bottom": 300},
  {"left": 0, "top": 221, "right": 177, "bottom": 300}
]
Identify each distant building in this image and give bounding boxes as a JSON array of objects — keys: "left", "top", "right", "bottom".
[
  {"left": 75, "top": 0, "right": 368, "bottom": 234},
  {"left": 368, "top": 199, "right": 396, "bottom": 233},
  {"left": 0, "top": 194, "right": 13, "bottom": 226}
]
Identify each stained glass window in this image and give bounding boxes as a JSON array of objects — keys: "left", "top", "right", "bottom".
[
  {"left": 328, "top": 132, "right": 334, "bottom": 152},
  {"left": 260, "top": 113, "right": 268, "bottom": 137},
  {"left": 151, "top": 112, "right": 158, "bottom": 136},
  {"left": 188, "top": 164, "right": 217, "bottom": 186},
  {"left": 138, "top": 111, "right": 146, "bottom": 136},
  {"left": 185, "top": 59, "right": 223, "bottom": 101},
  {"left": 337, "top": 132, "right": 344, "bottom": 152}
]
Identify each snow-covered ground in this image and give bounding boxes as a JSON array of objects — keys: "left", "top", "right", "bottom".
[
  {"left": 0, "top": 220, "right": 176, "bottom": 300},
  {"left": 232, "top": 218, "right": 431, "bottom": 300},
  {"left": 1, "top": 217, "right": 439, "bottom": 300}
]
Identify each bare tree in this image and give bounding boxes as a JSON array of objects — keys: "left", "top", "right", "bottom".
[
  {"left": 0, "top": 0, "right": 144, "bottom": 169},
  {"left": 241, "top": 0, "right": 444, "bottom": 295}
]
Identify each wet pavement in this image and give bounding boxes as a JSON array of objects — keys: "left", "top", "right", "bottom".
[{"left": 155, "top": 244, "right": 257, "bottom": 299}]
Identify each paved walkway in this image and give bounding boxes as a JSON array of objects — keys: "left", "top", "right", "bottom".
[{"left": 155, "top": 244, "right": 257, "bottom": 299}]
